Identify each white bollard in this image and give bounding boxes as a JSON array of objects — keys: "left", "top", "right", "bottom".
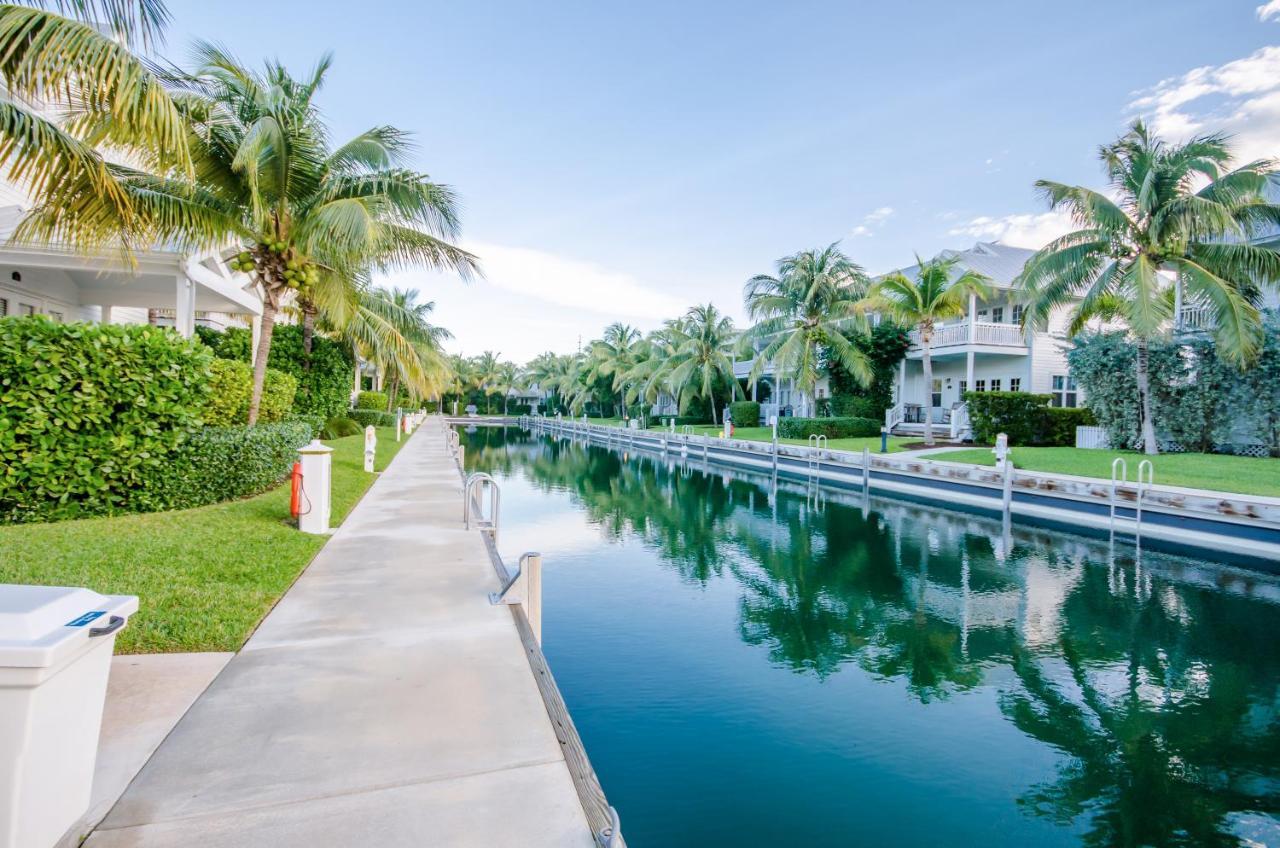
[
  {"left": 395, "top": 410, "right": 402, "bottom": 442},
  {"left": 297, "top": 440, "right": 334, "bottom": 534},
  {"left": 363, "top": 425, "right": 377, "bottom": 473}
]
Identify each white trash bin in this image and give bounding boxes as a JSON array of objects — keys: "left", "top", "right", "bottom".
[{"left": 0, "top": 585, "right": 138, "bottom": 848}]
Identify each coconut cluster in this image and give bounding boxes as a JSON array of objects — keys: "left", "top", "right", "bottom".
[{"left": 228, "top": 241, "right": 321, "bottom": 292}]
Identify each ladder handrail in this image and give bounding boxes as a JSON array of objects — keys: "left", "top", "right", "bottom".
[
  {"left": 463, "top": 472, "right": 501, "bottom": 543},
  {"left": 1109, "top": 457, "right": 1128, "bottom": 532},
  {"left": 1136, "top": 459, "right": 1154, "bottom": 537}
]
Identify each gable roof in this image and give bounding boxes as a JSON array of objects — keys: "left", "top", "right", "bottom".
[{"left": 884, "top": 241, "right": 1037, "bottom": 291}]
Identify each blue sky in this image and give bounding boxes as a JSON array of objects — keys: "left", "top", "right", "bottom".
[{"left": 166, "top": 0, "right": 1280, "bottom": 360}]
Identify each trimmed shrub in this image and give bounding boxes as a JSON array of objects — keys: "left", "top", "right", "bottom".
[
  {"left": 356, "top": 390, "right": 388, "bottom": 410},
  {"left": 200, "top": 324, "right": 355, "bottom": 420},
  {"left": 964, "top": 391, "right": 1098, "bottom": 446},
  {"left": 0, "top": 319, "right": 211, "bottom": 523},
  {"left": 320, "top": 416, "right": 361, "bottom": 439},
  {"left": 203, "top": 358, "right": 296, "bottom": 425},
  {"left": 349, "top": 409, "right": 397, "bottom": 428},
  {"left": 964, "top": 392, "right": 1052, "bottom": 445},
  {"left": 832, "top": 395, "right": 882, "bottom": 420},
  {"left": 287, "top": 413, "right": 326, "bottom": 440},
  {"left": 729, "top": 401, "right": 761, "bottom": 428},
  {"left": 1041, "top": 407, "right": 1098, "bottom": 447},
  {"left": 144, "top": 422, "right": 314, "bottom": 510},
  {"left": 778, "top": 416, "right": 880, "bottom": 439}
]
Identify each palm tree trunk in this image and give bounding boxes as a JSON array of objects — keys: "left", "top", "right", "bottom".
[
  {"left": 710, "top": 392, "right": 718, "bottom": 426},
  {"left": 385, "top": 375, "right": 399, "bottom": 412},
  {"left": 1136, "top": 338, "right": 1159, "bottom": 455},
  {"left": 352, "top": 343, "right": 361, "bottom": 398},
  {"left": 922, "top": 343, "right": 934, "bottom": 447},
  {"left": 247, "top": 301, "right": 278, "bottom": 426}
]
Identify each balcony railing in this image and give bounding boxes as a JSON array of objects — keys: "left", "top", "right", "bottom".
[{"left": 908, "top": 321, "right": 1026, "bottom": 350}]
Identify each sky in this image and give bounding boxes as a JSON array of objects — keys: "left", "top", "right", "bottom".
[{"left": 163, "top": 0, "right": 1280, "bottom": 362}]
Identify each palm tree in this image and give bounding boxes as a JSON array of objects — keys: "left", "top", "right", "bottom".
[
  {"left": 0, "top": 1, "right": 191, "bottom": 242},
  {"left": 652, "top": 303, "right": 742, "bottom": 425},
  {"left": 471, "top": 351, "right": 503, "bottom": 414},
  {"left": 744, "top": 244, "right": 873, "bottom": 417},
  {"left": 865, "top": 255, "right": 991, "bottom": 446},
  {"left": 494, "top": 360, "right": 519, "bottom": 414},
  {"left": 1016, "top": 121, "right": 1280, "bottom": 454},
  {"left": 18, "top": 45, "right": 478, "bottom": 424},
  {"left": 586, "top": 322, "right": 642, "bottom": 418},
  {"left": 349, "top": 287, "right": 451, "bottom": 412}
]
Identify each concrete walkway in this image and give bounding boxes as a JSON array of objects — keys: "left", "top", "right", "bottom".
[{"left": 87, "top": 421, "right": 595, "bottom": 847}]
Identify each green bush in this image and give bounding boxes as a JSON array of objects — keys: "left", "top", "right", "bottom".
[
  {"left": 964, "top": 392, "right": 1052, "bottom": 445},
  {"left": 349, "top": 409, "right": 397, "bottom": 428},
  {"left": 832, "top": 395, "right": 882, "bottom": 419},
  {"left": 729, "top": 401, "right": 761, "bottom": 427},
  {"left": 1041, "top": 407, "right": 1098, "bottom": 447},
  {"left": 200, "top": 324, "right": 354, "bottom": 420},
  {"left": 356, "top": 390, "right": 388, "bottom": 410},
  {"left": 964, "top": 391, "right": 1097, "bottom": 446},
  {"left": 144, "top": 422, "right": 314, "bottom": 510},
  {"left": 320, "top": 416, "right": 362, "bottom": 439},
  {"left": 202, "top": 359, "right": 296, "bottom": 425},
  {"left": 287, "top": 413, "right": 326, "bottom": 440},
  {"left": 0, "top": 319, "right": 211, "bottom": 523},
  {"left": 778, "top": 416, "right": 880, "bottom": 439}
]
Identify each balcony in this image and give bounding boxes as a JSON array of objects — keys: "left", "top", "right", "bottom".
[{"left": 908, "top": 321, "right": 1027, "bottom": 354}]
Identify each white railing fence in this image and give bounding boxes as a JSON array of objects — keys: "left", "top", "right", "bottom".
[{"left": 908, "top": 321, "right": 1026, "bottom": 350}]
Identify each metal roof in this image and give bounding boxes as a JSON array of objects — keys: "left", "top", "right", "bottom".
[{"left": 884, "top": 241, "right": 1038, "bottom": 291}]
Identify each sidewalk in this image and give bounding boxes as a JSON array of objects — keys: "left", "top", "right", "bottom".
[{"left": 86, "top": 420, "right": 595, "bottom": 847}]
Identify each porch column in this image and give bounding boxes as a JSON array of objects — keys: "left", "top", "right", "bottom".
[
  {"left": 250, "top": 313, "right": 262, "bottom": 366},
  {"left": 965, "top": 350, "right": 975, "bottom": 394},
  {"left": 898, "top": 358, "right": 906, "bottom": 405},
  {"left": 100, "top": 305, "right": 113, "bottom": 325},
  {"left": 968, "top": 293, "right": 977, "bottom": 338},
  {"left": 751, "top": 380, "right": 757, "bottom": 402},
  {"left": 175, "top": 275, "right": 196, "bottom": 338}
]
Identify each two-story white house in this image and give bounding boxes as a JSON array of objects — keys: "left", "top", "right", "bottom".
[{"left": 883, "top": 241, "right": 1079, "bottom": 438}]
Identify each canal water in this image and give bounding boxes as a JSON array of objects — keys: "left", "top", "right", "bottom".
[{"left": 461, "top": 426, "right": 1280, "bottom": 848}]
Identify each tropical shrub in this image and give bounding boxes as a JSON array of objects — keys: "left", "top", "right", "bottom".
[
  {"left": 1069, "top": 323, "right": 1280, "bottom": 454},
  {"left": 778, "top": 416, "right": 880, "bottom": 439},
  {"left": 964, "top": 391, "right": 1096, "bottom": 446},
  {"left": 202, "top": 358, "right": 296, "bottom": 426},
  {"left": 824, "top": 322, "right": 912, "bottom": 415},
  {"left": 0, "top": 319, "right": 211, "bottom": 523},
  {"left": 349, "top": 409, "right": 397, "bottom": 428},
  {"left": 201, "top": 325, "right": 355, "bottom": 420},
  {"left": 730, "top": 401, "right": 761, "bottom": 428},
  {"left": 145, "top": 422, "right": 314, "bottom": 510},
  {"left": 356, "top": 390, "right": 388, "bottom": 410},
  {"left": 831, "top": 395, "right": 882, "bottom": 419},
  {"left": 287, "top": 413, "right": 326, "bottom": 440},
  {"left": 320, "top": 416, "right": 361, "bottom": 439}
]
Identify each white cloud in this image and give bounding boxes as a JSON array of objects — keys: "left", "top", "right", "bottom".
[
  {"left": 1258, "top": 0, "right": 1280, "bottom": 21},
  {"left": 1128, "top": 44, "right": 1280, "bottom": 165},
  {"left": 461, "top": 240, "right": 685, "bottom": 320},
  {"left": 848, "top": 206, "right": 894, "bottom": 238},
  {"left": 948, "top": 210, "right": 1076, "bottom": 250}
]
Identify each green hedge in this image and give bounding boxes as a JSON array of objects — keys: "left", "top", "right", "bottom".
[
  {"left": 0, "top": 319, "right": 211, "bottom": 523},
  {"left": 349, "top": 409, "right": 397, "bottom": 428},
  {"left": 200, "top": 325, "right": 354, "bottom": 420},
  {"left": 832, "top": 395, "right": 882, "bottom": 419},
  {"left": 356, "top": 390, "right": 388, "bottom": 410},
  {"left": 964, "top": 391, "right": 1096, "bottom": 446},
  {"left": 778, "top": 416, "right": 880, "bottom": 439},
  {"left": 203, "top": 358, "right": 297, "bottom": 425},
  {"left": 287, "top": 413, "right": 326, "bottom": 440},
  {"left": 729, "top": 401, "right": 760, "bottom": 428},
  {"left": 144, "top": 422, "right": 314, "bottom": 510}
]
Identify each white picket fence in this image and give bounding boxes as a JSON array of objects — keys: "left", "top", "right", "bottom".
[{"left": 1075, "top": 425, "right": 1109, "bottom": 449}]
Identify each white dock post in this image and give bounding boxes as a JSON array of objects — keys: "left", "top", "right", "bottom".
[
  {"left": 1002, "top": 458, "right": 1014, "bottom": 515},
  {"left": 297, "top": 440, "right": 334, "bottom": 534},
  {"left": 862, "top": 447, "right": 870, "bottom": 496},
  {"left": 526, "top": 553, "right": 543, "bottom": 644},
  {"left": 363, "top": 426, "right": 376, "bottom": 473}
]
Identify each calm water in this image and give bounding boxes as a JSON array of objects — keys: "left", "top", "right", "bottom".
[{"left": 461, "top": 426, "right": 1280, "bottom": 848}]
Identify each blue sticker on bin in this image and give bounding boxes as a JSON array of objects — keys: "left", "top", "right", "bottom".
[{"left": 65, "top": 610, "right": 106, "bottom": 627}]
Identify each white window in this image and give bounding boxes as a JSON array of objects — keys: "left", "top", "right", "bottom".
[
  {"left": 0, "top": 298, "right": 7, "bottom": 317},
  {"left": 959, "top": 380, "right": 967, "bottom": 395},
  {"left": 1012, "top": 304, "right": 1024, "bottom": 325},
  {"left": 991, "top": 378, "right": 1002, "bottom": 392},
  {"left": 48, "top": 311, "right": 63, "bottom": 323},
  {"left": 931, "top": 379, "right": 942, "bottom": 408},
  {"left": 977, "top": 309, "right": 989, "bottom": 321},
  {"left": 18, "top": 303, "right": 34, "bottom": 317},
  {"left": 975, "top": 379, "right": 986, "bottom": 392},
  {"left": 1052, "top": 375, "right": 1079, "bottom": 408},
  {"left": 992, "top": 306, "right": 1004, "bottom": 324},
  {"left": 1010, "top": 377, "right": 1022, "bottom": 392}
]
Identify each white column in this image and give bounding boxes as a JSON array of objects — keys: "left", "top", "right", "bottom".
[
  {"left": 966, "top": 350, "right": 975, "bottom": 393},
  {"left": 968, "top": 292, "right": 977, "bottom": 339},
  {"left": 898, "top": 358, "right": 906, "bottom": 404},
  {"left": 175, "top": 275, "right": 195, "bottom": 338},
  {"left": 250, "top": 314, "right": 262, "bottom": 366},
  {"left": 100, "top": 305, "right": 114, "bottom": 325}
]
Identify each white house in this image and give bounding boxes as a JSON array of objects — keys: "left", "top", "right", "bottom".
[{"left": 883, "top": 241, "right": 1079, "bottom": 438}]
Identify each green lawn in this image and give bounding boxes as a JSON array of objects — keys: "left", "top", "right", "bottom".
[
  {"left": 0, "top": 427, "right": 406, "bottom": 654},
  {"left": 920, "top": 446, "right": 1280, "bottom": 497},
  {"left": 668, "top": 424, "right": 912, "bottom": 454}
]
